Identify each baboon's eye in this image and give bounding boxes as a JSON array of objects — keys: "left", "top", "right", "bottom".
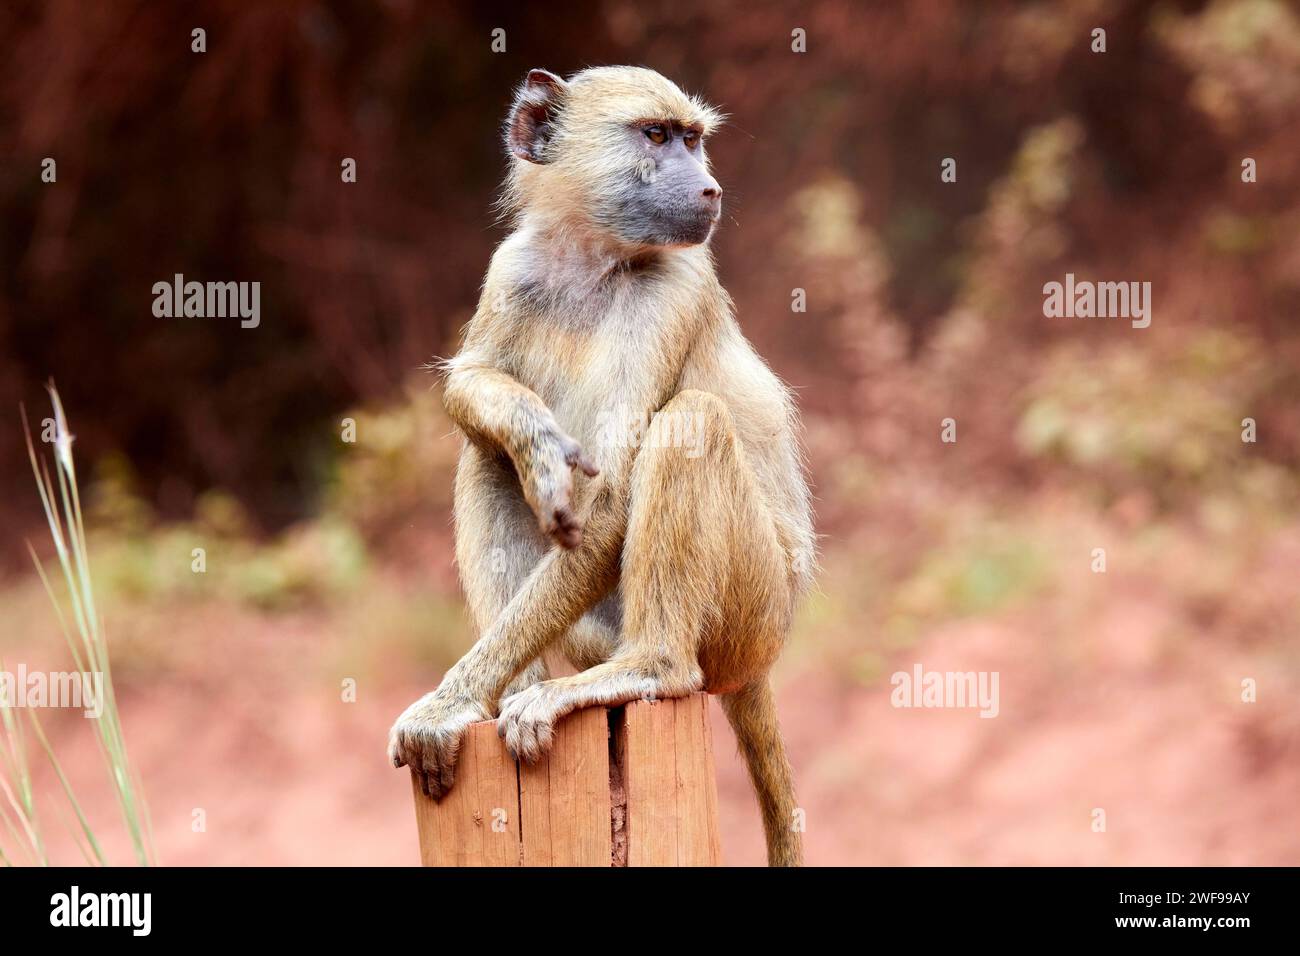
[
  {"left": 643, "top": 125, "right": 668, "bottom": 145},
  {"left": 682, "top": 130, "right": 700, "bottom": 150}
]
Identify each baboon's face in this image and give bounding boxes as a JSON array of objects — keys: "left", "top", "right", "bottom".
[
  {"left": 506, "top": 67, "right": 726, "bottom": 251},
  {"left": 603, "top": 121, "right": 722, "bottom": 248}
]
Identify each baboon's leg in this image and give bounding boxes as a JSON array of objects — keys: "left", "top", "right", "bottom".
[
  {"left": 392, "top": 445, "right": 624, "bottom": 799},
  {"left": 432, "top": 458, "right": 626, "bottom": 710},
  {"left": 500, "top": 659, "right": 549, "bottom": 698},
  {"left": 558, "top": 593, "right": 621, "bottom": 671},
  {"left": 453, "top": 447, "right": 551, "bottom": 703},
  {"left": 497, "top": 389, "right": 791, "bottom": 758}
]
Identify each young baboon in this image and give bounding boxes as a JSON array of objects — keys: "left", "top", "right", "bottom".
[{"left": 388, "top": 66, "right": 816, "bottom": 866}]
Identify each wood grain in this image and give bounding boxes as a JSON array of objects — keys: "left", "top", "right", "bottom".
[
  {"left": 411, "top": 719, "right": 521, "bottom": 866},
  {"left": 519, "top": 705, "right": 610, "bottom": 866},
  {"left": 617, "top": 693, "right": 723, "bottom": 867},
  {"left": 411, "top": 693, "right": 720, "bottom": 866}
]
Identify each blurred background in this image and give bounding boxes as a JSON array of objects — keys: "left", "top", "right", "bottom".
[{"left": 2, "top": 0, "right": 1298, "bottom": 865}]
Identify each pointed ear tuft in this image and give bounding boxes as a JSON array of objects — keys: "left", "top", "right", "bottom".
[{"left": 506, "top": 69, "right": 569, "bottom": 164}]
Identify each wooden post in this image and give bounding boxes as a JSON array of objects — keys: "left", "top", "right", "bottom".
[{"left": 411, "top": 692, "right": 722, "bottom": 866}]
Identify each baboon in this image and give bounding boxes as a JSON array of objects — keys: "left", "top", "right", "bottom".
[{"left": 388, "top": 66, "right": 816, "bottom": 866}]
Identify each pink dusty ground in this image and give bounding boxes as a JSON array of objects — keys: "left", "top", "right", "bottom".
[{"left": 24, "top": 594, "right": 1300, "bottom": 867}]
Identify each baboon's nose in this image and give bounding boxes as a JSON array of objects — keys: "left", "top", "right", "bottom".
[{"left": 700, "top": 182, "right": 722, "bottom": 222}]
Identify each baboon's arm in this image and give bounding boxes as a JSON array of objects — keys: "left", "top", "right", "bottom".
[
  {"left": 442, "top": 360, "right": 559, "bottom": 465},
  {"left": 442, "top": 356, "right": 599, "bottom": 547},
  {"left": 389, "top": 477, "right": 626, "bottom": 798},
  {"left": 446, "top": 479, "right": 627, "bottom": 707}
]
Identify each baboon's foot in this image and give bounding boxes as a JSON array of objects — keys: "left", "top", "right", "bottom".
[{"left": 496, "top": 664, "right": 701, "bottom": 762}]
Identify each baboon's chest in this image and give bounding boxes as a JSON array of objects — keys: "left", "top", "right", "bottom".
[{"left": 512, "top": 279, "right": 695, "bottom": 452}]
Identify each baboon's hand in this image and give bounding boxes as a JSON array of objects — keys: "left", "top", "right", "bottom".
[
  {"left": 521, "top": 426, "right": 599, "bottom": 550},
  {"left": 387, "top": 689, "right": 491, "bottom": 801}
]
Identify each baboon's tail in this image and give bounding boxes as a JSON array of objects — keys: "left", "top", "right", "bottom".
[{"left": 721, "top": 678, "right": 803, "bottom": 866}]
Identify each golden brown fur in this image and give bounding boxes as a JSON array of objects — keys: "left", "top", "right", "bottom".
[{"left": 388, "top": 66, "right": 815, "bottom": 866}]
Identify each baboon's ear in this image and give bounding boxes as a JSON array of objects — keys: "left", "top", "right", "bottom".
[{"left": 506, "top": 69, "right": 568, "bottom": 164}]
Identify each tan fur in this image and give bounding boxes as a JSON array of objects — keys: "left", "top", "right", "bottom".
[{"left": 389, "top": 66, "right": 815, "bottom": 866}]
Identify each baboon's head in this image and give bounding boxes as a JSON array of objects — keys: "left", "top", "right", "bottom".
[{"left": 503, "top": 66, "right": 725, "bottom": 250}]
